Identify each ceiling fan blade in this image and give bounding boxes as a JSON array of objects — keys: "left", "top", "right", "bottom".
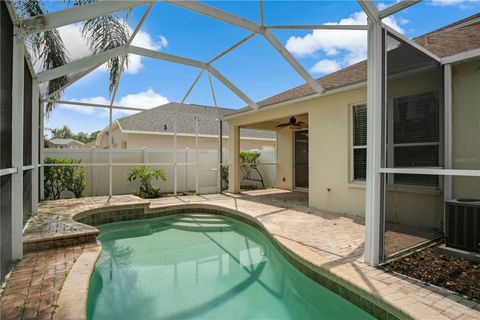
[
  {"left": 297, "top": 121, "right": 307, "bottom": 126},
  {"left": 276, "top": 123, "right": 290, "bottom": 127}
]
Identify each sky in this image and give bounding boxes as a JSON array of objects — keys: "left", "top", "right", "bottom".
[{"left": 41, "top": 0, "right": 480, "bottom": 136}]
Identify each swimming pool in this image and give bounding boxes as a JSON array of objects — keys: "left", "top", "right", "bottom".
[{"left": 87, "top": 213, "right": 375, "bottom": 319}]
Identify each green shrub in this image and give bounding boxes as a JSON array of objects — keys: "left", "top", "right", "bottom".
[
  {"left": 127, "top": 165, "right": 167, "bottom": 198},
  {"left": 44, "top": 157, "right": 87, "bottom": 199},
  {"left": 221, "top": 165, "right": 229, "bottom": 189},
  {"left": 240, "top": 151, "right": 265, "bottom": 189},
  {"left": 221, "top": 152, "right": 265, "bottom": 190},
  {"left": 63, "top": 160, "right": 87, "bottom": 198}
]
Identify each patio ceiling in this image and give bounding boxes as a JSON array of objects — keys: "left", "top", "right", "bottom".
[{"left": 241, "top": 114, "right": 308, "bottom": 131}]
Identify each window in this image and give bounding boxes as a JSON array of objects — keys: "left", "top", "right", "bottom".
[
  {"left": 389, "top": 91, "right": 440, "bottom": 186},
  {"left": 350, "top": 91, "right": 440, "bottom": 186},
  {"left": 352, "top": 104, "right": 367, "bottom": 182}
]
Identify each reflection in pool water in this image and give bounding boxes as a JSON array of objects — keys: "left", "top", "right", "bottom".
[{"left": 87, "top": 214, "right": 374, "bottom": 319}]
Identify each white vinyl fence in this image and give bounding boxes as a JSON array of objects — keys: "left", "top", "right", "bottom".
[{"left": 44, "top": 148, "right": 276, "bottom": 198}]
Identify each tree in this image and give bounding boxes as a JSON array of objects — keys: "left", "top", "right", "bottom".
[
  {"left": 240, "top": 151, "right": 265, "bottom": 189},
  {"left": 221, "top": 152, "right": 266, "bottom": 190},
  {"left": 89, "top": 130, "right": 100, "bottom": 141},
  {"left": 63, "top": 161, "right": 87, "bottom": 198},
  {"left": 49, "top": 125, "right": 74, "bottom": 140},
  {"left": 15, "top": 0, "right": 129, "bottom": 115},
  {"left": 48, "top": 125, "right": 99, "bottom": 143},
  {"left": 44, "top": 157, "right": 87, "bottom": 199}
]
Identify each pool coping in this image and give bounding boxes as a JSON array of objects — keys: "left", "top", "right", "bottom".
[
  {"left": 28, "top": 196, "right": 480, "bottom": 320},
  {"left": 54, "top": 245, "right": 102, "bottom": 320}
]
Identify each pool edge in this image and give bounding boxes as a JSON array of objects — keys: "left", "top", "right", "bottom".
[
  {"left": 54, "top": 245, "right": 102, "bottom": 320},
  {"left": 69, "top": 202, "right": 411, "bottom": 320}
]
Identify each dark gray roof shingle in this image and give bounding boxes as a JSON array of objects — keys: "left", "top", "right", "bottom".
[
  {"left": 117, "top": 102, "right": 276, "bottom": 140},
  {"left": 252, "top": 13, "right": 480, "bottom": 109}
]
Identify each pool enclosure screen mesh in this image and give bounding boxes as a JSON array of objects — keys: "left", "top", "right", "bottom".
[
  {"left": 0, "top": 1, "right": 13, "bottom": 281},
  {"left": 23, "top": 60, "right": 33, "bottom": 223},
  {"left": 380, "top": 32, "right": 444, "bottom": 260}
]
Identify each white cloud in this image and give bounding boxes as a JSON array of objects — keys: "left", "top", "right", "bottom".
[
  {"left": 399, "top": 17, "right": 410, "bottom": 25},
  {"left": 310, "top": 59, "right": 341, "bottom": 75},
  {"left": 54, "top": 23, "right": 168, "bottom": 75},
  {"left": 118, "top": 88, "right": 169, "bottom": 110},
  {"left": 431, "top": 0, "right": 479, "bottom": 6},
  {"left": 126, "top": 28, "right": 168, "bottom": 74},
  {"left": 285, "top": 11, "right": 405, "bottom": 73},
  {"left": 376, "top": 2, "right": 391, "bottom": 11},
  {"left": 57, "top": 24, "right": 92, "bottom": 61},
  {"left": 57, "top": 96, "right": 110, "bottom": 114},
  {"left": 159, "top": 36, "right": 168, "bottom": 48},
  {"left": 58, "top": 89, "right": 169, "bottom": 117}
]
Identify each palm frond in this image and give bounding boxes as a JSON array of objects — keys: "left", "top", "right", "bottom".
[
  {"left": 15, "top": 0, "right": 70, "bottom": 115},
  {"left": 81, "top": 11, "right": 130, "bottom": 96}
]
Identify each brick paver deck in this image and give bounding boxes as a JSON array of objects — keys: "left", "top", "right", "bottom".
[
  {"left": 0, "top": 243, "right": 99, "bottom": 320},
  {"left": 1, "top": 189, "right": 479, "bottom": 320}
]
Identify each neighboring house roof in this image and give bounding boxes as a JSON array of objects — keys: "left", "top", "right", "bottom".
[
  {"left": 115, "top": 102, "right": 276, "bottom": 140},
  {"left": 49, "top": 138, "right": 84, "bottom": 146},
  {"left": 234, "top": 13, "right": 480, "bottom": 111}
]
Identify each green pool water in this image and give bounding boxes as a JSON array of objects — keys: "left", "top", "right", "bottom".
[{"left": 87, "top": 213, "right": 375, "bottom": 320}]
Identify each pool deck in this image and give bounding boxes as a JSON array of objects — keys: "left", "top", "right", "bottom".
[{"left": 1, "top": 189, "right": 479, "bottom": 320}]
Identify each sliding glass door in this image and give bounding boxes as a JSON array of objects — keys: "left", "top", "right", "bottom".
[{"left": 294, "top": 130, "right": 309, "bottom": 189}]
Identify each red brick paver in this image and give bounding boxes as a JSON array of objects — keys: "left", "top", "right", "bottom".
[{"left": 0, "top": 243, "right": 98, "bottom": 320}]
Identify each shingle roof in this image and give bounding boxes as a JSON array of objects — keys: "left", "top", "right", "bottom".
[
  {"left": 253, "top": 13, "right": 480, "bottom": 109},
  {"left": 49, "top": 138, "right": 84, "bottom": 145},
  {"left": 117, "top": 102, "right": 276, "bottom": 139}
]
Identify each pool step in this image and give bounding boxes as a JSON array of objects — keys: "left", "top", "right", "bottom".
[
  {"left": 175, "top": 217, "right": 226, "bottom": 224},
  {"left": 170, "top": 221, "right": 232, "bottom": 229},
  {"left": 177, "top": 213, "right": 223, "bottom": 219}
]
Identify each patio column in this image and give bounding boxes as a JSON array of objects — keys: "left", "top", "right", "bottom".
[
  {"left": 228, "top": 124, "right": 240, "bottom": 193},
  {"left": 11, "top": 34, "right": 25, "bottom": 259},
  {"left": 443, "top": 64, "right": 453, "bottom": 201},
  {"left": 39, "top": 102, "right": 45, "bottom": 200},
  {"left": 364, "top": 20, "right": 383, "bottom": 266},
  {"left": 31, "top": 83, "right": 40, "bottom": 214}
]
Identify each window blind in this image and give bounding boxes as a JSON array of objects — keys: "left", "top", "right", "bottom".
[
  {"left": 393, "top": 91, "right": 440, "bottom": 144},
  {"left": 353, "top": 104, "right": 367, "bottom": 147},
  {"left": 392, "top": 91, "right": 440, "bottom": 186},
  {"left": 352, "top": 104, "right": 367, "bottom": 181}
]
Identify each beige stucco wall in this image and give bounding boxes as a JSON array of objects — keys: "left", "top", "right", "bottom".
[
  {"left": 228, "top": 67, "right": 449, "bottom": 229},
  {"left": 276, "top": 128, "right": 293, "bottom": 189},
  {"left": 97, "top": 126, "right": 128, "bottom": 149},
  {"left": 97, "top": 126, "right": 276, "bottom": 151},
  {"left": 451, "top": 59, "right": 480, "bottom": 199},
  {"left": 228, "top": 86, "right": 368, "bottom": 217}
]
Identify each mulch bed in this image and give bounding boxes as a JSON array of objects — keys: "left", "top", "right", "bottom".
[{"left": 384, "top": 246, "right": 480, "bottom": 301}]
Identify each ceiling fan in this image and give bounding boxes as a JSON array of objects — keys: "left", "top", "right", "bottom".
[{"left": 276, "top": 116, "right": 307, "bottom": 129}]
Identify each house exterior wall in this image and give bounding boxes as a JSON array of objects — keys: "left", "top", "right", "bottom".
[
  {"left": 227, "top": 86, "right": 367, "bottom": 216},
  {"left": 451, "top": 59, "right": 480, "bottom": 199},
  {"left": 276, "top": 128, "right": 293, "bottom": 189},
  {"left": 228, "top": 68, "right": 449, "bottom": 228},
  {"left": 97, "top": 127, "right": 276, "bottom": 151}
]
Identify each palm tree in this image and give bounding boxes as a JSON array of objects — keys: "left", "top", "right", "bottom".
[{"left": 15, "top": 0, "right": 130, "bottom": 114}]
